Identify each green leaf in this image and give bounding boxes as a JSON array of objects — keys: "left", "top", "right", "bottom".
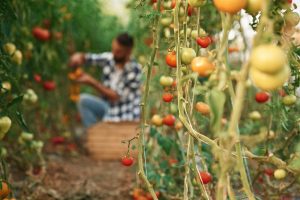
[
  {"left": 207, "top": 89, "right": 226, "bottom": 136},
  {"left": 6, "top": 95, "right": 23, "bottom": 108},
  {"left": 157, "top": 134, "right": 173, "bottom": 155}
]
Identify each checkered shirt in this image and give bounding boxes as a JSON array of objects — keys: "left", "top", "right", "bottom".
[{"left": 85, "top": 52, "right": 141, "bottom": 122}]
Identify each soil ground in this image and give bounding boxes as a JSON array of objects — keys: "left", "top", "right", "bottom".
[{"left": 12, "top": 152, "right": 136, "bottom": 200}]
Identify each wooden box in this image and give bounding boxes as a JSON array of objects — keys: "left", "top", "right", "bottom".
[{"left": 86, "top": 121, "right": 139, "bottom": 160}]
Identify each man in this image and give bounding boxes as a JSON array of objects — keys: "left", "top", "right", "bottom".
[{"left": 69, "top": 33, "right": 141, "bottom": 127}]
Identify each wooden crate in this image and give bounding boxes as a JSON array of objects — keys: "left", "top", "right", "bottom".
[{"left": 86, "top": 121, "right": 139, "bottom": 160}]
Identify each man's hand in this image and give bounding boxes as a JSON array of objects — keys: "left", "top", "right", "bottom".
[
  {"left": 75, "top": 73, "right": 95, "bottom": 85},
  {"left": 69, "top": 52, "right": 85, "bottom": 67}
]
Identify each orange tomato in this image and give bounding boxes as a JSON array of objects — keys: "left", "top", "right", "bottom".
[
  {"left": 166, "top": 51, "right": 177, "bottom": 68},
  {"left": 0, "top": 182, "right": 11, "bottom": 199},
  {"left": 195, "top": 102, "right": 210, "bottom": 115},
  {"left": 191, "top": 57, "right": 215, "bottom": 77},
  {"left": 213, "top": 0, "right": 247, "bottom": 14}
]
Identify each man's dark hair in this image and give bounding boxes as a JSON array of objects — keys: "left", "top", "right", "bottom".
[{"left": 116, "top": 33, "right": 134, "bottom": 48}]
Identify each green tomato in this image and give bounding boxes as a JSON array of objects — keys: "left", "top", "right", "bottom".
[
  {"left": 284, "top": 11, "right": 300, "bottom": 27},
  {"left": 160, "top": 76, "right": 174, "bottom": 87},
  {"left": 0, "top": 116, "right": 12, "bottom": 139},
  {"left": 170, "top": 103, "right": 178, "bottom": 114},
  {"left": 160, "top": 17, "right": 173, "bottom": 27},
  {"left": 3, "top": 43, "right": 16, "bottom": 55},
  {"left": 248, "top": 111, "right": 261, "bottom": 120},
  {"left": 282, "top": 94, "right": 297, "bottom": 106},
  {"left": 246, "top": 0, "right": 262, "bottom": 14},
  {"left": 181, "top": 48, "right": 196, "bottom": 65},
  {"left": 274, "top": 169, "right": 286, "bottom": 180},
  {"left": 188, "top": 0, "right": 205, "bottom": 7},
  {"left": 11, "top": 50, "right": 23, "bottom": 65},
  {"left": 21, "top": 132, "right": 34, "bottom": 141}
]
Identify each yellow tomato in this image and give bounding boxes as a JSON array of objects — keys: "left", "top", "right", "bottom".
[
  {"left": 213, "top": 0, "right": 247, "bottom": 14},
  {"left": 151, "top": 115, "right": 163, "bottom": 126},
  {"left": 249, "top": 66, "right": 290, "bottom": 91},
  {"left": 274, "top": 169, "right": 286, "bottom": 180},
  {"left": 250, "top": 44, "right": 287, "bottom": 74}
]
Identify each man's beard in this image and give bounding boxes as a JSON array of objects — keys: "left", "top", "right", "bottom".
[{"left": 114, "top": 56, "right": 126, "bottom": 63}]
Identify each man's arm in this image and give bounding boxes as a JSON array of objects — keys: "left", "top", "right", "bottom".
[
  {"left": 76, "top": 73, "right": 120, "bottom": 102},
  {"left": 69, "top": 52, "right": 111, "bottom": 67}
]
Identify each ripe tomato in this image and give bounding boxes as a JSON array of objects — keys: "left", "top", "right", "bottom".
[
  {"left": 121, "top": 156, "right": 134, "bottom": 167},
  {"left": 250, "top": 44, "right": 287, "bottom": 74},
  {"left": 213, "top": 0, "right": 247, "bottom": 14},
  {"left": 151, "top": 114, "right": 163, "bottom": 126},
  {"left": 43, "top": 80, "right": 56, "bottom": 91},
  {"left": 181, "top": 48, "right": 196, "bottom": 65},
  {"left": 175, "top": 121, "right": 183, "bottom": 130},
  {"left": 264, "top": 168, "right": 274, "bottom": 177},
  {"left": 0, "top": 182, "right": 10, "bottom": 199},
  {"left": 255, "top": 92, "right": 270, "bottom": 103},
  {"left": 162, "top": 93, "right": 173, "bottom": 102},
  {"left": 51, "top": 136, "right": 65, "bottom": 145},
  {"left": 199, "top": 171, "right": 212, "bottom": 184},
  {"left": 34, "top": 74, "right": 42, "bottom": 83},
  {"left": 145, "top": 191, "right": 160, "bottom": 200},
  {"left": 163, "top": 114, "right": 176, "bottom": 126},
  {"left": 187, "top": 5, "right": 194, "bottom": 16},
  {"left": 0, "top": 116, "right": 12, "bottom": 139},
  {"left": 250, "top": 66, "right": 290, "bottom": 91},
  {"left": 166, "top": 51, "right": 177, "bottom": 68},
  {"left": 282, "top": 94, "right": 297, "bottom": 106},
  {"left": 195, "top": 102, "right": 210, "bottom": 115},
  {"left": 168, "top": 158, "right": 178, "bottom": 166},
  {"left": 171, "top": 0, "right": 176, "bottom": 9},
  {"left": 196, "top": 36, "right": 212, "bottom": 48},
  {"left": 191, "top": 57, "right": 215, "bottom": 77},
  {"left": 274, "top": 169, "right": 286, "bottom": 180},
  {"left": 32, "top": 27, "right": 51, "bottom": 41}
]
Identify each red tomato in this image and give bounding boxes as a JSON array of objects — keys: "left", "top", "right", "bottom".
[
  {"left": 146, "top": 191, "right": 160, "bottom": 200},
  {"left": 162, "top": 93, "right": 173, "bottom": 102},
  {"left": 163, "top": 114, "right": 176, "bottom": 126},
  {"left": 51, "top": 136, "right": 65, "bottom": 145},
  {"left": 278, "top": 89, "right": 286, "bottom": 97},
  {"left": 255, "top": 92, "right": 270, "bottom": 103},
  {"left": 168, "top": 158, "right": 178, "bottom": 166},
  {"left": 121, "top": 156, "right": 134, "bottom": 167},
  {"left": 172, "top": 80, "right": 177, "bottom": 87},
  {"left": 43, "top": 81, "right": 56, "bottom": 91},
  {"left": 199, "top": 171, "right": 212, "bottom": 184},
  {"left": 264, "top": 168, "right": 274, "bottom": 177},
  {"left": 171, "top": 0, "right": 176, "bottom": 9},
  {"left": 32, "top": 27, "right": 51, "bottom": 41},
  {"left": 34, "top": 74, "right": 42, "bottom": 83},
  {"left": 287, "top": 0, "right": 292, "bottom": 3},
  {"left": 188, "top": 5, "right": 194, "bottom": 16},
  {"left": 196, "top": 36, "right": 212, "bottom": 48},
  {"left": 166, "top": 51, "right": 177, "bottom": 68}
]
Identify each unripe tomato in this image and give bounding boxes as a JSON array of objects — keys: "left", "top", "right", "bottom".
[
  {"left": 213, "top": 0, "right": 247, "bottom": 14},
  {"left": 23, "top": 89, "right": 38, "bottom": 104},
  {"left": 162, "top": 93, "right": 173, "bottom": 102},
  {"left": 151, "top": 115, "right": 163, "bottom": 126},
  {"left": 21, "top": 132, "right": 34, "bottom": 141},
  {"left": 160, "top": 17, "right": 173, "bottom": 27},
  {"left": 196, "top": 36, "right": 212, "bottom": 48},
  {"left": 188, "top": 0, "right": 205, "bottom": 7},
  {"left": 250, "top": 67, "right": 290, "bottom": 91},
  {"left": 0, "top": 116, "right": 12, "bottom": 139},
  {"left": 246, "top": 0, "right": 262, "bottom": 14},
  {"left": 191, "top": 57, "right": 215, "bottom": 77},
  {"left": 166, "top": 51, "right": 177, "bottom": 68},
  {"left": 264, "top": 168, "right": 274, "bottom": 177},
  {"left": 195, "top": 102, "right": 210, "bottom": 115},
  {"left": 255, "top": 92, "right": 270, "bottom": 103},
  {"left": 3, "top": 43, "right": 16, "bottom": 55},
  {"left": 159, "top": 76, "right": 174, "bottom": 87},
  {"left": 121, "top": 156, "right": 134, "bottom": 167},
  {"left": 282, "top": 94, "right": 297, "bottom": 106},
  {"left": 0, "top": 182, "right": 11, "bottom": 199},
  {"left": 163, "top": 114, "right": 176, "bottom": 126},
  {"left": 199, "top": 171, "right": 212, "bottom": 184},
  {"left": 278, "top": 89, "right": 286, "bottom": 97},
  {"left": 284, "top": 11, "right": 300, "bottom": 27},
  {"left": 274, "top": 169, "right": 286, "bottom": 180},
  {"left": 32, "top": 27, "right": 51, "bottom": 41},
  {"left": 43, "top": 81, "right": 56, "bottom": 91},
  {"left": 181, "top": 48, "right": 196, "bottom": 65},
  {"left": 248, "top": 111, "right": 262, "bottom": 120},
  {"left": 11, "top": 50, "right": 22, "bottom": 65},
  {"left": 250, "top": 44, "right": 287, "bottom": 74}
]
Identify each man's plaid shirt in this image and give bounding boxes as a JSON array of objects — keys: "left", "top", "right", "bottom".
[{"left": 85, "top": 52, "right": 141, "bottom": 122}]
